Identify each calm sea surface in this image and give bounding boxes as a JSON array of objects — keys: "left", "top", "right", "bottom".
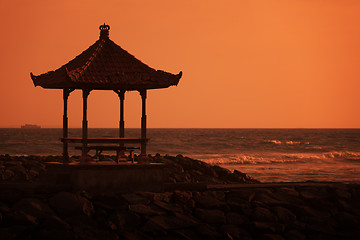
[{"left": 0, "top": 128, "right": 359, "bottom": 183}]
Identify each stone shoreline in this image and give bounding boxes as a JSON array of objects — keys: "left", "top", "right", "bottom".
[{"left": 1, "top": 154, "right": 360, "bottom": 239}]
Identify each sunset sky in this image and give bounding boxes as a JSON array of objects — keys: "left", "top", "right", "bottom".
[{"left": 0, "top": 0, "right": 359, "bottom": 128}]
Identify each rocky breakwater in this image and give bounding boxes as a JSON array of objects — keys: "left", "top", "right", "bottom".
[{"left": 0, "top": 154, "right": 360, "bottom": 239}]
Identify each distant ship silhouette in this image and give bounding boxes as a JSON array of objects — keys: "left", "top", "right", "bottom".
[{"left": 21, "top": 124, "right": 41, "bottom": 129}]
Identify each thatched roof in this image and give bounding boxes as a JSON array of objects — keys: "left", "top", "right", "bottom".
[{"left": 30, "top": 24, "right": 182, "bottom": 90}]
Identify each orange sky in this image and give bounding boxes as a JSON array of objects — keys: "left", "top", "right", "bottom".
[{"left": 0, "top": 0, "right": 359, "bottom": 128}]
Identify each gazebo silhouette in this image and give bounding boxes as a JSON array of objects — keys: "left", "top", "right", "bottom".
[{"left": 31, "top": 24, "right": 182, "bottom": 163}]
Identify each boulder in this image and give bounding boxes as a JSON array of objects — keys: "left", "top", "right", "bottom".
[
  {"left": 219, "top": 224, "right": 249, "bottom": 239},
  {"left": 6, "top": 210, "right": 38, "bottom": 225},
  {"left": 153, "top": 192, "right": 173, "bottom": 203},
  {"left": 109, "top": 211, "right": 142, "bottom": 231},
  {"left": 49, "top": 192, "right": 95, "bottom": 217},
  {"left": 299, "top": 187, "right": 329, "bottom": 200},
  {"left": 0, "top": 226, "right": 31, "bottom": 240},
  {"left": 92, "top": 193, "right": 128, "bottom": 211},
  {"left": 8, "top": 165, "right": 29, "bottom": 181},
  {"left": 41, "top": 215, "right": 71, "bottom": 230},
  {"left": 129, "top": 204, "right": 165, "bottom": 216},
  {"left": 194, "top": 208, "right": 226, "bottom": 224},
  {"left": 335, "top": 187, "right": 352, "bottom": 200},
  {"left": 227, "top": 189, "right": 256, "bottom": 202},
  {"left": 274, "top": 206, "right": 296, "bottom": 223},
  {"left": 252, "top": 206, "right": 278, "bottom": 223},
  {"left": 142, "top": 214, "right": 199, "bottom": 231},
  {"left": 250, "top": 221, "right": 285, "bottom": 234},
  {"left": 196, "top": 224, "right": 222, "bottom": 240},
  {"left": 194, "top": 192, "right": 229, "bottom": 210},
  {"left": 121, "top": 193, "right": 151, "bottom": 205},
  {"left": 0, "top": 201, "right": 10, "bottom": 213},
  {"left": 255, "top": 190, "right": 283, "bottom": 205},
  {"left": 2, "top": 169, "right": 15, "bottom": 181},
  {"left": 262, "top": 233, "right": 285, "bottom": 240},
  {"left": 173, "top": 191, "right": 192, "bottom": 204},
  {"left": 334, "top": 211, "right": 359, "bottom": 230},
  {"left": 153, "top": 200, "right": 183, "bottom": 213},
  {"left": 173, "top": 228, "right": 202, "bottom": 240},
  {"left": 31, "top": 228, "right": 75, "bottom": 240},
  {"left": 12, "top": 198, "right": 55, "bottom": 219},
  {"left": 226, "top": 211, "right": 247, "bottom": 225},
  {"left": 283, "top": 229, "right": 306, "bottom": 240}
]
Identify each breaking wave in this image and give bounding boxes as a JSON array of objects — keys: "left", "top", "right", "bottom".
[
  {"left": 263, "top": 140, "right": 309, "bottom": 145},
  {"left": 190, "top": 151, "right": 360, "bottom": 166}
]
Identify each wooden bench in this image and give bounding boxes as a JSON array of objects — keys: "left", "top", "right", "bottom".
[{"left": 75, "top": 146, "right": 140, "bottom": 163}]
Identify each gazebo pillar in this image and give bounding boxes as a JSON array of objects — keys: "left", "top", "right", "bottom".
[
  {"left": 140, "top": 90, "right": 147, "bottom": 156},
  {"left": 116, "top": 90, "right": 126, "bottom": 156},
  {"left": 81, "top": 89, "right": 91, "bottom": 163},
  {"left": 62, "top": 89, "right": 70, "bottom": 163},
  {"left": 118, "top": 90, "right": 125, "bottom": 139}
]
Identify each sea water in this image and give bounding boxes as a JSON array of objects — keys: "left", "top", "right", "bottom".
[{"left": 0, "top": 128, "right": 359, "bottom": 183}]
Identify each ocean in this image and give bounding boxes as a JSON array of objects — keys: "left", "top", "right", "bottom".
[{"left": 0, "top": 128, "right": 359, "bottom": 183}]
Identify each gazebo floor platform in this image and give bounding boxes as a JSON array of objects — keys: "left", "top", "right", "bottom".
[{"left": 38, "top": 161, "right": 166, "bottom": 192}]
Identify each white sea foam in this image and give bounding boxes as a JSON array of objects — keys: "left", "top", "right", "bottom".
[
  {"left": 264, "top": 140, "right": 308, "bottom": 145},
  {"left": 190, "top": 151, "right": 360, "bottom": 167}
]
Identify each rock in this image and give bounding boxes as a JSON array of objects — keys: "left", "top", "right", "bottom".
[
  {"left": 255, "top": 190, "right": 283, "bottom": 205},
  {"left": 196, "top": 224, "right": 222, "bottom": 240},
  {"left": 31, "top": 228, "right": 75, "bottom": 240},
  {"left": 28, "top": 169, "right": 40, "bottom": 179},
  {"left": 2, "top": 169, "right": 15, "bottom": 181},
  {"left": 250, "top": 221, "right": 285, "bottom": 233},
  {"left": 119, "top": 230, "right": 153, "bottom": 240},
  {"left": 173, "top": 228, "right": 202, "bottom": 240},
  {"left": 173, "top": 191, "right": 192, "bottom": 204},
  {"left": 3, "top": 160, "right": 22, "bottom": 167},
  {"left": 299, "top": 187, "right": 329, "bottom": 200},
  {"left": 129, "top": 204, "right": 164, "bottom": 216},
  {"left": 41, "top": 215, "right": 71, "bottom": 230},
  {"left": 226, "top": 212, "right": 247, "bottom": 225},
  {"left": 0, "top": 201, "right": 10, "bottom": 213},
  {"left": 219, "top": 224, "right": 248, "bottom": 239},
  {"left": 121, "top": 193, "right": 151, "bottom": 205},
  {"left": 306, "top": 215, "right": 337, "bottom": 236},
  {"left": 142, "top": 214, "right": 199, "bottom": 231},
  {"left": 227, "top": 189, "right": 256, "bottom": 202},
  {"left": 300, "top": 205, "right": 330, "bottom": 218},
  {"left": 92, "top": 193, "right": 128, "bottom": 211},
  {"left": 227, "top": 198, "right": 253, "bottom": 216},
  {"left": 109, "top": 211, "right": 142, "bottom": 231},
  {"left": 194, "top": 192, "right": 229, "bottom": 210},
  {"left": 153, "top": 192, "right": 173, "bottom": 203},
  {"left": 335, "top": 187, "right": 352, "bottom": 200},
  {"left": 289, "top": 220, "right": 307, "bottom": 232},
  {"left": 274, "top": 206, "right": 296, "bottom": 223},
  {"left": 67, "top": 215, "right": 119, "bottom": 240},
  {"left": 283, "top": 229, "right": 306, "bottom": 240},
  {"left": 8, "top": 165, "right": 29, "bottom": 181},
  {"left": 49, "top": 192, "right": 95, "bottom": 217},
  {"left": 12, "top": 198, "right": 55, "bottom": 219},
  {"left": 6, "top": 210, "right": 38, "bottom": 225},
  {"left": 0, "top": 226, "right": 31, "bottom": 240},
  {"left": 252, "top": 206, "right": 278, "bottom": 222},
  {"left": 278, "top": 187, "right": 299, "bottom": 197},
  {"left": 262, "top": 233, "right": 285, "bottom": 240},
  {"left": 153, "top": 200, "right": 183, "bottom": 213},
  {"left": 194, "top": 208, "right": 226, "bottom": 224},
  {"left": 334, "top": 211, "right": 359, "bottom": 230}
]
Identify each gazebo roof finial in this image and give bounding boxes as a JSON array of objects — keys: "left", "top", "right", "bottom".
[{"left": 99, "top": 23, "right": 110, "bottom": 39}]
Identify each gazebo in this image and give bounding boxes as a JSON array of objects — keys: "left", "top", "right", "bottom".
[{"left": 30, "top": 24, "right": 182, "bottom": 164}]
